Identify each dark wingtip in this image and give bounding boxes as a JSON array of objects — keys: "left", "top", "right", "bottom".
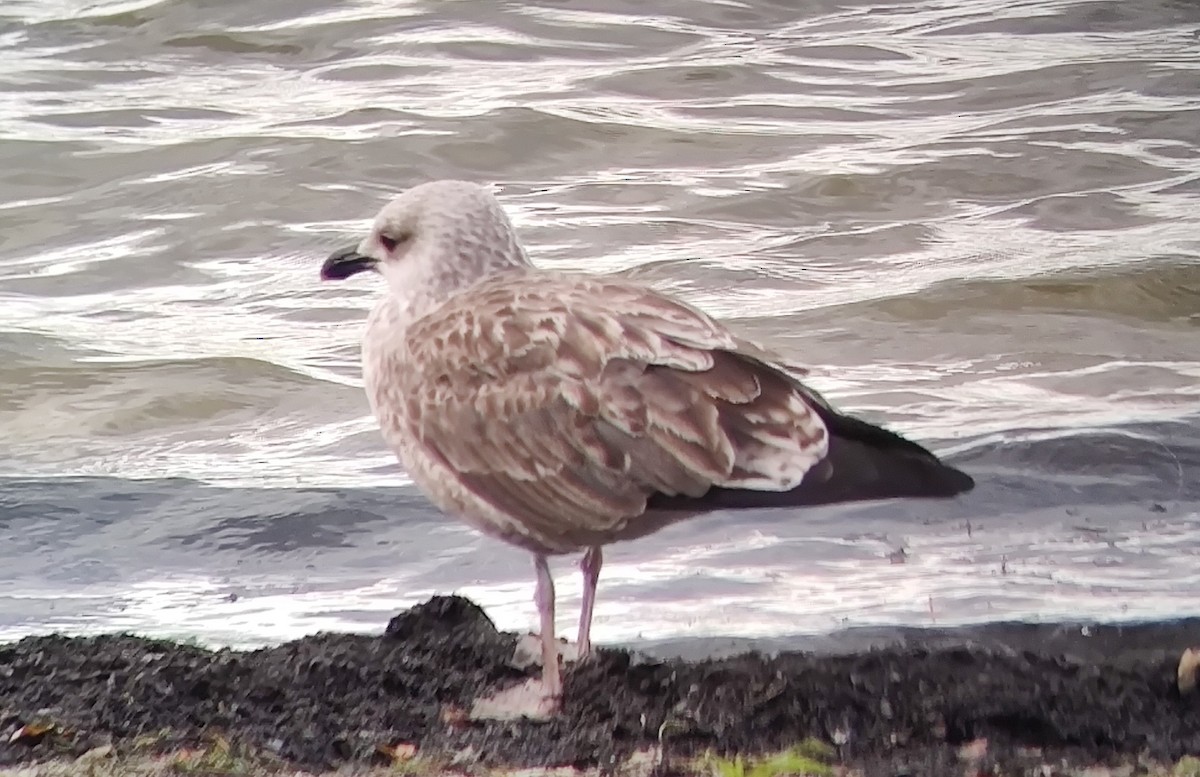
[
  {"left": 801, "top": 413, "right": 977, "bottom": 504},
  {"left": 647, "top": 416, "right": 976, "bottom": 514},
  {"left": 940, "top": 464, "right": 976, "bottom": 495}
]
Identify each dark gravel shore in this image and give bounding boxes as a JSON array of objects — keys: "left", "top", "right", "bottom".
[{"left": 1, "top": 596, "right": 1198, "bottom": 776}]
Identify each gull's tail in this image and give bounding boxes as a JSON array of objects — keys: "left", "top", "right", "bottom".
[
  {"left": 647, "top": 405, "right": 974, "bottom": 512},
  {"left": 789, "top": 406, "right": 975, "bottom": 505}
]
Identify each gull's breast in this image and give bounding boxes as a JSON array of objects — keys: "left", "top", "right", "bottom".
[{"left": 361, "top": 295, "right": 555, "bottom": 552}]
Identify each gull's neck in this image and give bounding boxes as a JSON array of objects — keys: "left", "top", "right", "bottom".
[
  {"left": 386, "top": 218, "right": 533, "bottom": 324},
  {"left": 361, "top": 263, "right": 527, "bottom": 422},
  {"left": 367, "top": 260, "right": 532, "bottom": 362},
  {"left": 405, "top": 262, "right": 532, "bottom": 326}
]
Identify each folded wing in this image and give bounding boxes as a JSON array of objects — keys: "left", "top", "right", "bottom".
[{"left": 392, "top": 275, "right": 832, "bottom": 551}]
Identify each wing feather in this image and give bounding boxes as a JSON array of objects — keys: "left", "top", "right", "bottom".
[{"left": 388, "top": 274, "right": 829, "bottom": 552}]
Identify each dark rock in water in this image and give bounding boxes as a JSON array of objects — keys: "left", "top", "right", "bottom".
[{"left": 1, "top": 597, "right": 1198, "bottom": 775}]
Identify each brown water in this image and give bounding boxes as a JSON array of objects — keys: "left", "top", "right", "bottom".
[{"left": 1, "top": 0, "right": 1198, "bottom": 648}]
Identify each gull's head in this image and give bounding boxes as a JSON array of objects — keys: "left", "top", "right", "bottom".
[{"left": 320, "top": 180, "right": 529, "bottom": 306}]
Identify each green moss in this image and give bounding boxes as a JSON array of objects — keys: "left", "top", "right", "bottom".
[
  {"left": 384, "top": 755, "right": 452, "bottom": 776},
  {"left": 1173, "top": 756, "right": 1200, "bottom": 777},
  {"left": 166, "top": 736, "right": 273, "bottom": 775},
  {"left": 694, "top": 739, "right": 836, "bottom": 777}
]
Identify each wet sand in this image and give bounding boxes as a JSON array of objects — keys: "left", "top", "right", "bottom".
[{"left": 1, "top": 596, "right": 1197, "bottom": 776}]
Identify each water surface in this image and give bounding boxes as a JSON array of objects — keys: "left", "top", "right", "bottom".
[{"left": 1, "top": 0, "right": 1198, "bottom": 647}]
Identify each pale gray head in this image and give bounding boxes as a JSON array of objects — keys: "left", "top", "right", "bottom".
[{"left": 320, "top": 180, "right": 530, "bottom": 307}]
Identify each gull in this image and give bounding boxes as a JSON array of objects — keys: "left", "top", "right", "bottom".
[{"left": 320, "top": 180, "right": 974, "bottom": 716}]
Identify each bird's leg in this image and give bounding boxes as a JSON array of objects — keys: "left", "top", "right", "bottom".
[
  {"left": 576, "top": 546, "right": 603, "bottom": 660},
  {"left": 466, "top": 556, "right": 561, "bottom": 721},
  {"left": 533, "top": 554, "right": 562, "bottom": 700}
]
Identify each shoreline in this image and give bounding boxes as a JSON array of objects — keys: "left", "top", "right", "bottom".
[{"left": 2, "top": 597, "right": 1198, "bottom": 776}]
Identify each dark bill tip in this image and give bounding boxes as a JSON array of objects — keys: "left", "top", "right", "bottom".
[{"left": 321, "top": 245, "right": 377, "bottom": 281}]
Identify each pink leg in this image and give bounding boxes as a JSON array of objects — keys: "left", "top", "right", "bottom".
[
  {"left": 466, "top": 557, "right": 561, "bottom": 720},
  {"left": 577, "top": 546, "right": 603, "bottom": 659},
  {"left": 533, "top": 554, "right": 561, "bottom": 699}
]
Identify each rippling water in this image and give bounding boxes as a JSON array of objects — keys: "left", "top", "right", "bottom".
[{"left": 1, "top": 0, "right": 1198, "bottom": 648}]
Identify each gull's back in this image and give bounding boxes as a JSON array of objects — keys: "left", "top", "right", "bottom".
[{"left": 366, "top": 270, "right": 973, "bottom": 556}]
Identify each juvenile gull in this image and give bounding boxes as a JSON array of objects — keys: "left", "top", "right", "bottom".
[{"left": 320, "top": 179, "right": 974, "bottom": 716}]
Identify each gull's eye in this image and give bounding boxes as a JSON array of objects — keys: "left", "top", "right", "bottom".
[{"left": 378, "top": 231, "right": 411, "bottom": 253}]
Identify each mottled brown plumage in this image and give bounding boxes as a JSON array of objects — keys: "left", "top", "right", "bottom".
[
  {"left": 320, "top": 179, "right": 974, "bottom": 717},
  {"left": 380, "top": 274, "right": 829, "bottom": 555}
]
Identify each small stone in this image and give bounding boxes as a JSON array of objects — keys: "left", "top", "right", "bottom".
[{"left": 1178, "top": 647, "right": 1199, "bottom": 695}]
